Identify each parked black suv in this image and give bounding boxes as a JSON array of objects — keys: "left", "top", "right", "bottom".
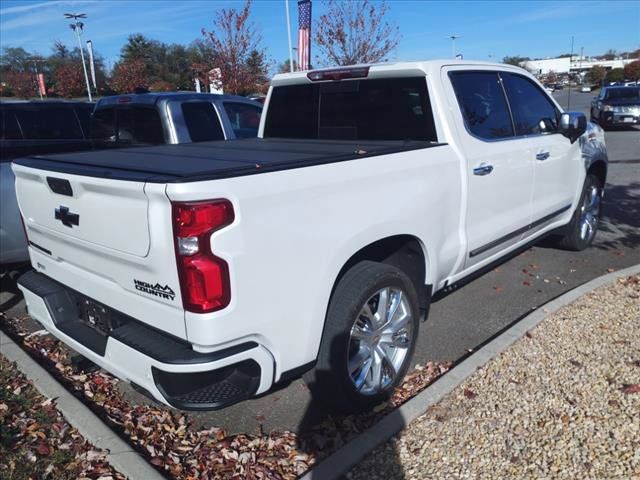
[
  {"left": 1, "top": 101, "right": 93, "bottom": 160},
  {"left": 590, "top": 86, "right": 640, "bottom": 129},
  {"left": 1, "top": 101, "right": 93, "bottom": 267}
]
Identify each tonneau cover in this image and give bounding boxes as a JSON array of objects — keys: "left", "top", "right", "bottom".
[{"left": 13, "top": 138, "right": 440, "bottom": 183}]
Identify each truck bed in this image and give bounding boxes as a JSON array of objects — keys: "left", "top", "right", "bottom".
[{"left": 13, "top": 138, "right": 441, "bottom": 183}]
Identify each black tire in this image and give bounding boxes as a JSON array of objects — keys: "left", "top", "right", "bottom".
[
  {"left": 555, "top": 174, "right": 603, "bottom": 251},
  {"left": 304, "top": 260, "right": 421, "bottom": 413}
]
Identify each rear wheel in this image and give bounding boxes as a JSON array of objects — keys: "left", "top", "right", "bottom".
[
  {"left": 304, "top": 261, "right": 420, "bottom": 412},
  {"left": 555, "top": 174, "right": 603, "bottom": 251}
]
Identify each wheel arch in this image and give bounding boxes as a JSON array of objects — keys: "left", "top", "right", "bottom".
[
  {"left": 329, "top": 234, "right": 431, "bottom": 315},
  {"left": 587, "top": 159, "right": 607, "bottom": 187}
]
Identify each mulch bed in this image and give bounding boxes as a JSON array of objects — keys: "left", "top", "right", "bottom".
[
  {"left": 0, "top": 353, "right": 125, "bottom": 480},
  {"left": 1, "top": 312, "right": 450, "bottom": 479}
]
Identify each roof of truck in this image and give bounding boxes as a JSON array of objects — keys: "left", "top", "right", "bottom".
[
  {"left": 271, "top": 59, "right": 529, "bottom": 86},
  {"left": 95, "top": 92, "right": 261, "bottom": 108}
]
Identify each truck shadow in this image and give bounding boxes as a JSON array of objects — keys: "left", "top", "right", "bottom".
[
  {"left": 0, "top": 268, "right": 26, "bottom": 313},
  {"left": 592, "top": 180, "right": 640, "bottom": 251},
  {"left": 293, "top": 179, "right": 640, "bottom": 478},
  {"left": 536, "top": 180, "right": 640, "bottom": 252},
  {"left": 295, "top": 333, "right": 407, "bottom": 479}
]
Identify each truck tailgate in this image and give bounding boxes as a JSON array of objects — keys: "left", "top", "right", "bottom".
[
  {"left": 16, "top": 168, "right": 150, "bottom": 257},
  {"left": 12, "top": 163, "right": 186, "bottom": 339}
]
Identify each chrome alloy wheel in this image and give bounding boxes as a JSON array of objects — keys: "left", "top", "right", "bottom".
[
  {"left": 348, "top": 287, "right": 413, "bottom": 395},
  {"left": 579, "top": 185, "right": 601, "bottom": 243}
]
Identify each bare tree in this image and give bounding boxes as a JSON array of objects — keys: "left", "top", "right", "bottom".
[
  {"left": 314, "top": 0, "right": 400, "bottom": 66},
  {"left": 201, "top": 0, "right": 268, "bottom": 95}
]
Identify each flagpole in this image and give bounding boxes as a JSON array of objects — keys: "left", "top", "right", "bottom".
[{"left": 285, "top": 0, "right": 294, "bottom": 72}]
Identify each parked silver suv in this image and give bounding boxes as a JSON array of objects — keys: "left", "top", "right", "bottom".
[{"left": 91, "top": 92, "right": 262, "bottom": 147}]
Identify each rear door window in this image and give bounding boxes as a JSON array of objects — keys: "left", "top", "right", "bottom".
[
  {"left": 181, "top": 102, "right": 225, "bottom": 142},
  {"left": 264, "top": 76, "right": 437, "bottom": 141},
  {"left": 449, "top": 71, "right": 514, "bottom": 140},
  {"left": 15, "top": 105, "right": 83, "bottom": 140},
  {"left": 502, "top": 73, "right": 559, "bottom": 136},
  {"left": 222, "top": 102, "right": 262, "bottom": 138}
]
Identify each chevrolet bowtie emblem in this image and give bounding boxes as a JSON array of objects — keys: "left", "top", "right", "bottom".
[{"left": 54, "top": 206, "right": 80, "bottom": 228}]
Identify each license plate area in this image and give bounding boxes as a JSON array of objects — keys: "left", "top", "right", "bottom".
[{"left": 76, "top": 295, "right": 119, "bottom": 336}]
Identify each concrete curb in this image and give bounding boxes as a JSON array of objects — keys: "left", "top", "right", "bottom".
[
  {"left": 302, "top": 263, "right": 640, "bottom": 480},
  {"left": 0, "top": 330, "right": 165, "bottom": 480}
]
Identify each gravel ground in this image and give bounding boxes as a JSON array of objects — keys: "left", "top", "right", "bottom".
[{"left": 349, "top": 274, "right": 640, "bottom": 480}]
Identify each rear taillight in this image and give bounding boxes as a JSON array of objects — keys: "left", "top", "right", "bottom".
[{"left": 172, "top": 200, "right": 234, "bottom": 313}]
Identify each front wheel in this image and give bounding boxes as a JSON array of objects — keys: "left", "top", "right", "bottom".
[
  {"left": 304, "top": 261, "right": 420, "bottom": 413},
  {"left": 555, "top": 174, "right": 603, "bottom": 251}
]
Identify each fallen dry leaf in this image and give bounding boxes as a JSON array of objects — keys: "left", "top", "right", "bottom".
[
  {"left": 621, "top": 384, "right": 640, "bottom": 395},
  {"left": 463, "top": 388, "right": 477, "bottom": 399}
]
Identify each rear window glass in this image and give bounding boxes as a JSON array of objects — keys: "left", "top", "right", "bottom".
[
  {"left": 1, "top": 108, "right": 22, "bottom": 140},
  {"left": 91, "top": 108, "right": 116, "bottom": 143},
  {"left": 264, "top": 77, "right": 437, "bottom": 141},
  {"left": 181, "top": 102, "right": 225, "bottom": 142},
  {"left": 91, "top": 106, "right": 164, "bottom": 146},
  {"left": 15, "top": 106, "right": 83, "bottom": 140},
  {"left": 449, "top": 71, "right": 514, "bottom": 140},
  {"left": 223, "top": 102, "right": 262, "bottom": 138},
  {"left": 133, "top": 107, "right": 164, "bottom": 144}
]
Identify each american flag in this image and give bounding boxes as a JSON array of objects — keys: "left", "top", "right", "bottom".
[{"left": 297, "top": 0, "right": 311, "bottom": 71}]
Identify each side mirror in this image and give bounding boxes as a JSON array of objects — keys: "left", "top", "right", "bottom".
[{"left": 559, "top": 112, "right": 587, "bottom": 143}]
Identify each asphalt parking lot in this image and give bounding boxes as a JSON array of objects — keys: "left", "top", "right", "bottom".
[{"left": 1, "top": 89, "right": 638, "bottom": 436}]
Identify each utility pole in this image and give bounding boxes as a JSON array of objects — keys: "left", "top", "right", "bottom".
[
  {"left": 64, "top": 13, "right": 92, "bottom": 101},
  {"left": 447, "top": 34, "right": 462, "bottom": 59},
  {"left": 285, "top": 0, "right": 294, "bottom": 72}
]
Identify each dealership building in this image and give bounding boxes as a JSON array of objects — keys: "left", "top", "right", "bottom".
[{"left": 523, "top": 56, "right": 637, "bottom": 75}]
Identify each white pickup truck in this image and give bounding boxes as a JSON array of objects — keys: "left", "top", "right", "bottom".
[{"left": 13, "top": 61, "right": 608, "bottom": 412}]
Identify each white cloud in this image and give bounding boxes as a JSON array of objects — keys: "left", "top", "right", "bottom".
[{"left": 0, "top": 0, "right": 95, "bottom": 16}]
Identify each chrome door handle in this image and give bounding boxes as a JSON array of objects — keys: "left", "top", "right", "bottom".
[
  {"left": 473, "top": 164, "right": 493, "bottom": 176},
  {"left": 536, "top": 151, "right": 550, "bottom": 161}
]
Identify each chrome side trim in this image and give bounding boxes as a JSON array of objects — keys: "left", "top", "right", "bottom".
[{"left": 469, "top": 204, "right": 571, "bottom": 258}]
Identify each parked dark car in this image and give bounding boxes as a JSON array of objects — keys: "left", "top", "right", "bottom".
[
  {"left": 1, "top": 100, "right": 93, "bottom": 267},
  {"left": 590, "top": 86, "right": 640, "bottom": 129}
]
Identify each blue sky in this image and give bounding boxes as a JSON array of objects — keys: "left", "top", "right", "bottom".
[{"left": 1, "top": 0, "right": 639, "bottom": 71}]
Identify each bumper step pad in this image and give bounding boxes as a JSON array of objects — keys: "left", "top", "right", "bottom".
[{"left": 17, "top": 270, "right": 262, "bottom": 410}]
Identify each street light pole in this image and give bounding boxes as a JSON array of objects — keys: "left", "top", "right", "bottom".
[
  {"left": 64, "top": 13, "right": 92, "bottom": 102},
  {"left": 285, "top": 0, "right": 294, "bottom": 72},
  {"left": 447, "top": 34, "right": 462, "bottom": 59}
]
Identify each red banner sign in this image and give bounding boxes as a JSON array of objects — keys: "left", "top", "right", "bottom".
[{"left": 37, "top": 73, "right": 46, "bottom": 96}]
